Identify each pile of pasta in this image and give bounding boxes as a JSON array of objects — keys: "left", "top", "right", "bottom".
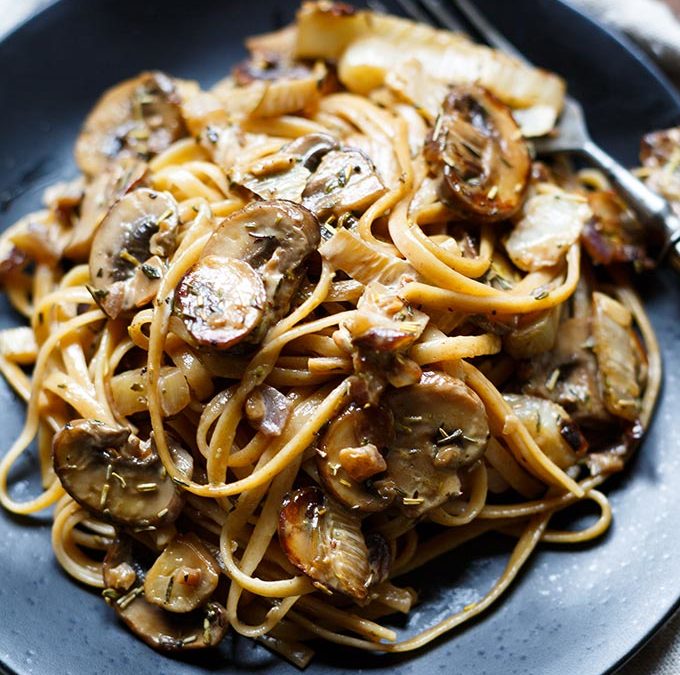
[{"left": 0, "top": 2, "right": 670, "bottom": 667}]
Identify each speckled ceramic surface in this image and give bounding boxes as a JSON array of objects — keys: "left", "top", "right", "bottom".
[{"left": 0, "top": 1, "right": 679, "bottom": 674}]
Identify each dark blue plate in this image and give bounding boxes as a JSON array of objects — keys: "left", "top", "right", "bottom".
[{"left": 1, "top": 1, "right": 679, "bottom": 674}]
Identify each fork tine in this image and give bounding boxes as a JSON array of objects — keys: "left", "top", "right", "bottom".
[
  {"left": 392, "top": 0, "right": 435, "bottom": 26},
  {"left": 418, "top": 0, "right": 466, "bottom": 32},
  {"left": 367, "top": 0, "right": 390, "bottom": 13},
  {"left": 450, "top": 0, "right": 529, "bottom": 63}
]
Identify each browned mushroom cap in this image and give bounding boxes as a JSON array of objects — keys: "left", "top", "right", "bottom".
[
  {"left": 53, "top": 419, "right": 193, "bottom": 528},
  {"left": 89, "top": 188, "right": 179, "bottom": 319},
  {"left": 65, "top": 158, "right": 148, "bottom": 261},
  {"left": 103, "top": 537, "right": 228, "bottom": 651},
  {"left": 144, "top": 533, "right": 220, "bottom": 613},
  {"left": 278, "top": 486, "right": 375, "bottom": 601},
  {"left": 176, "top": 200, "right": 320, "bottom": 349},
  {"left": 301, "top": 148, "right": 388, "bottom": 219},
  {"left": 317, "top": 405, "right": 393, "bottom": 513},
  {"left": 75, "top": 72, "right": 188, "bottom": 177},
  {"left": 383, "top": 371, "right": 490, "bottom": 517},
  {"left": 174, "top": 256, "right": 266, "bottom": 349},
  {"left": 424, "top": 85, "right": 531, "bottom": 222}
]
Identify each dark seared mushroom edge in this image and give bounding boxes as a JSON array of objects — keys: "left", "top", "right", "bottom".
[{"left": 424, "top": 84, "right": 531, "bottom": 222}]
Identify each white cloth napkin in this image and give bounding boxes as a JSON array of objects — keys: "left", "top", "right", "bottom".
[{"left": 570, "top": 0, "right": 680, "bottom": 76}]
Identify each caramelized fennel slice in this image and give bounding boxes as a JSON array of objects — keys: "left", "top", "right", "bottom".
[
  {"left": 503, "top": 394, "right": 587, "bottom": 470},
  {"left": 278, "top": 486, "right": 388, "bottom": 601},
  {"left": 591, "top": 292, "right": 643, "bottom": 422},
  {"left": 293, "top": 2, "right": 564, "bottom": 135},
  {"left": 506, "top": 186, "right": 591, "bottom": 272}
]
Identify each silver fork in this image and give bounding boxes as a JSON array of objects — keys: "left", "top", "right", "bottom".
[{"left": 389, "top": 0, "right": 680, "bottom": 270}]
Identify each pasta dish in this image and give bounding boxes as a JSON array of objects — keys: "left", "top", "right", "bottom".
[{"left": 0, "top": 1, "right": 674, "bottom": 666}]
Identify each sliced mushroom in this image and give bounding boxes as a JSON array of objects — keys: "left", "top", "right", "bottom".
[
  {"left": 144, "top": 533, "right": 220, "bottom": 613},
  {"left": 285, "top": 133, "right": 340, "bottom": 172},
  {"left": 232, "top": 133, "right": 340, "bottom": 202},
  {"left": 301, "top": 148, "right": 387, "bottom": 219},
  {"left": 103, "top": 537, "right": 227, "bottom": 651},
  {"left": 317, "top": 404, "right": 394, "bottom": 512},
  {"left": 89, "top": 188, "right": 179, "bottom": 319},
  {"left": 174, "top": 256, "right": 266, "bottom": 350},
  {"left": 383, "top": 371, "right": 489, "bottom": 517},
  {"left": 581, "top": 190, "right": 650, "bottom": 268},
  {"left": 244, "top": 384, "right": 291, "bottom": 436},
  {"left": 65, "top": 158, "right": 148, "bottom": 261},
  {"left": 503, "top": 394, "right": 587, "bottom": 469},
  {"left": 424, "top": 85, "right": 531, "bottom": 222},
  {"left": 176, "top": 200, "right": 320, "bottom": 349},
  {"left": 591, "top": 292, "right": 644, "bottom": 422},
  {"left": 278, "top": 486, "right": 374, "bottom": 601},
  {"left": 53, "top": 419, "right": 193, "bottom": 528},
  {"left": 505, "top": 185, "right": 591, "bottom": 272},
  {"left": 75, "top": 72, "right": 189, "bottom": 177}
]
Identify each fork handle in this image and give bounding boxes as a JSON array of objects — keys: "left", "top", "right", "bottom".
[{"left": 581, "top": 140, "right": 680, "bottom": 271}]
